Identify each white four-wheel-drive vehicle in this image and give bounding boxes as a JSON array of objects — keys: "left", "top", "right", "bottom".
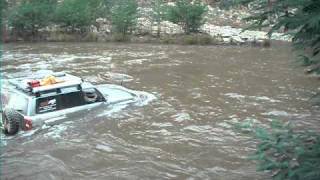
[{"left": 1, "top": 71, "right": 152, "bottom": 135}]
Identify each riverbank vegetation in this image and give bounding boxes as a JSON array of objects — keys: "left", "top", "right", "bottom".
[
  {"left": 166, "top": 0, "right": 207, "bottom": 34},
  {"left": 2, "top": 0, "right": 213, "bottom": 45},
  {"left": 231, "top": 0, "right": 320, "bottom": 74},
  {"left": 2, "top": 0, "right": 319, "bottom": 179},
  {"left": 230, "top": 0, "right": 320, "bottom": 179},
  {"left": 237, "top": 120, "right": 320, "bottom": 180}
]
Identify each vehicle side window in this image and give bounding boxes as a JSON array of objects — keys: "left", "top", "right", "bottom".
[
  {"left": 36, "top": 96, "right": 58, "bottom": 114},
  {"left": 36, "top": 91, "right": 86, "bottom": 114},
  {"left": 59, "top": 92, "right": 85, "bottom": 109}
]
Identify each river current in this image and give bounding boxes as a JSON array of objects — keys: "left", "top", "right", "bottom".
[{"left": 1, "top": 42, "right": 320, "bottom": 179}]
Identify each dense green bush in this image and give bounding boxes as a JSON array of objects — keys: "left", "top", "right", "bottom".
[
  {"left": 110, "top": 0, "right": 138, "bottom": 36},
  {"left": 151, "top": 0, "right": 166, "bottom": 37},
  {"left": 87, "top": 0, "right": 106, "bottom": 21},
  {"left": 237, "top": 120, "right": 320, "bottom": 180},
  {"left": 54, "top": 0, "right": 93, "bottom": 32},
  {"left": 0, "top": 0, "right": 8, "bottom": 18},
  {"left": 8, "top": 0, "right": 57, "bottom": 36},
  {"left": 166, "top": 0, "right": 208, "bottom": 34},
  {"left": 0, "top": 0, "right": 6, "bottom": 40}
]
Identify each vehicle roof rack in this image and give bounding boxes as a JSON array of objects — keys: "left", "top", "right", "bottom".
[{"left": 8, "top": 72, "right": 83, "bottom": 95}]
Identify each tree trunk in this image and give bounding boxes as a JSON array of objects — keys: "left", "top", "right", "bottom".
[
  {"left": 157, "top": 21, "right": 161, "bottom": 38},
  {"left": 284, "top": 6, "right": 289, "bottom": 32}
]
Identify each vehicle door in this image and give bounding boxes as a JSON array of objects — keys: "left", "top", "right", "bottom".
[{"left": 31, "top": 88, "right": 104, "bottom": 127}]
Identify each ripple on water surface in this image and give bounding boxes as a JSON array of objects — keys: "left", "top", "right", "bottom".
[{"left": 1, "top": 43, "right": 320, "bottom": 179}]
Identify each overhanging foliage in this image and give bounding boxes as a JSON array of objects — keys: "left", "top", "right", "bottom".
[
  {"left": 237, "top": 120, "right": 320, "bottom": 180},
  {"left": 231, "top": 0, "right": 320, "bottom": 74}
]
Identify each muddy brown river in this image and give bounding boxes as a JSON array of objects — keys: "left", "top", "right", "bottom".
[{"left": 1, "top": 42, "right": 320, "bottom": 179}]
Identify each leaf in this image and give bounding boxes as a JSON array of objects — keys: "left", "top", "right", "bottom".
[{"left": 255, "top": 127, "right": 270, "bottom": 141}]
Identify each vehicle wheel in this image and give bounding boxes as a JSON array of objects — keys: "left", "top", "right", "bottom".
[{"left": 2, "top": 109, "right": 22, "bottom": 135}]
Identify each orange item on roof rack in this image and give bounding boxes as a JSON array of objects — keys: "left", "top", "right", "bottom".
[{"left": 40, "top": 75, "right": 64, "bottom": 86}]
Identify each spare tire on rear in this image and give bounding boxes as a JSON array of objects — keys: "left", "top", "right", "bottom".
[{"left": 2, "top": 108, "right": 22, "bottom": 135}]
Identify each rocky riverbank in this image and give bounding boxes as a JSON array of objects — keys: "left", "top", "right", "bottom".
[
  {"left": 94, "top": 5, "right": 291, "bottom": 44},
  {"left": 4, "top": 4, "right": 291, "bottom": 45}
]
